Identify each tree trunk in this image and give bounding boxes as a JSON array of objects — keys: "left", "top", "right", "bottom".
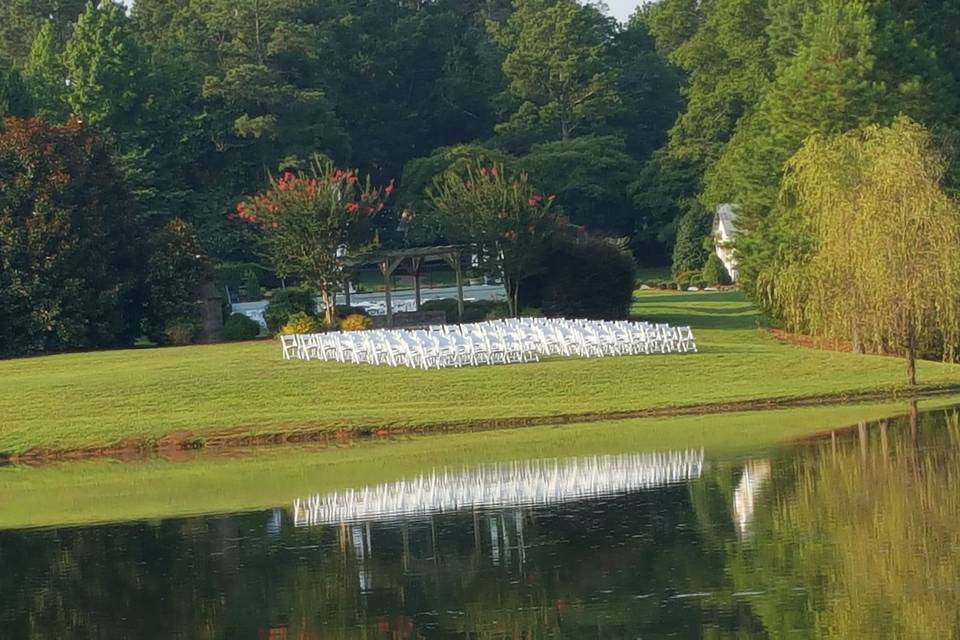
[
  {"left": 905, "top": 326, "right": 917, "bottom": 386},
  {"left": 503, "top": 274, "right": 518, "bottom": 318},
  {"left": 909, "top": 400, "right": 919, "bottom": 446},
  {"left": 321, "top": 288, "right": 334, "bottom": 328},
  {"left": 852, "top": 322, "right": 863, "bottom": 354}
]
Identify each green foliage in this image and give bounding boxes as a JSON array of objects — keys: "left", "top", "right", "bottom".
[
  {"left": 704, "top": 0, "right": 960, "bottom": 295},
  {"left": 144, "top": 218, "right": 208, "bottom": 345},
  {"left": 243, "top": 270, "right": 261, "bottom": 302},
  {"left": 339, "top": 313, "right": 373, "bottom": 332},
  {"left": 519, "top": 135, "right": 639, "bottom": 234},
  {"left": 222, "top": 313, "right": 261, "bottom": 341},
  {"left": 702, "top": 253, "right": 731, "bottom": 286},
  {"left": 399, "top": 144, "right": 515, "bottom": 209},
  {"left": 629, "top": 149, "right": 701, "bottom": 266},
  {"left": 420, "top": 298, "right": 509, "bottom": 324},
  {"left": 24, "top": 22, "right": 68, "bottom": 121},
  {"left": 63, "top": 1, "right": 144, "bottom": 132},
  {"left": 642, "top": 0, "right": 705, "bottom": 57},
  {"left": 659, "top": 0, "right": 773, "bottom": 167},
  {"left": 519, "top": 238, "right": 637, "bottom": 320},
  {"left": 280, "top": 311, "right": 320, "bottom": 336},
  {"left": 704, "top": 0, "right": 883, "bottom": 290},
  {"left": 264, "top": 287, "right": 317, "bottom": 334},
  {"left": 671, "top": 200, "right": 712, "bottom": 279},
  {"left": 612, "top": 17, "right": 684, "bottom": 161},
  {"left": 0, "top": 0, "right": 86, "bottom": 63},
  {"left": 0, "top": 118, "right": 145, "bottom": 358},
  {"left": 162, "top": 318, "right": 199, "bottom": 346},
  {"left": 489, "top": 0, "right": 621, "bottom": 150},
  {"left": 0, "top": 69, "right": 32, "bottom": 119}
]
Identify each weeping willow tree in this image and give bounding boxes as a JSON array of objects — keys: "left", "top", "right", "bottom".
[{"left": 760, "top": 118, "right": 960, "bottom": 384}]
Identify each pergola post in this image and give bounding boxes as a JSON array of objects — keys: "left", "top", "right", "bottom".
[
  {"left": 411, "top": 256, "right": 424, "bottom": 312},
  {"left": 380, "top": 257, "right": 404, "bottom": 328},
  {"left": 442, "top": 249, "right": 465, "bottom": 323},
  {"left": 453, "top": 250, "right": 464, "bottom": 322}
]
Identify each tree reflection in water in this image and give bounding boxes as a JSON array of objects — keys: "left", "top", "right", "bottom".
[
  {"left": 0, "top": 408, "right": 958, "bottom": 639},
  {"left": 728, "top": 405, "right": 960, "bottom": 638}
]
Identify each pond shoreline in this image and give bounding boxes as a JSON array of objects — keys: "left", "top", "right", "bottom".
[{"left": 4, "top": 384, "right": 958, "bottom": 466}]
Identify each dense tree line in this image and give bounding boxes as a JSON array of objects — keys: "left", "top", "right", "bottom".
[
  {"left": 642, "top": 0, "right": 960, "bottom": 289},
  {"left": 0, "top": 0, "right": 681, "bottom": 261}
]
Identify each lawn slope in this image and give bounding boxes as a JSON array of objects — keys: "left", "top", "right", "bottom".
[{"left": 0, "top": 291, "right": 958, "bottom": 455}]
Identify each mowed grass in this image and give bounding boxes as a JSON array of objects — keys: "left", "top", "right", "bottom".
[
  {"left": 2, "top": 397, "right": 953, "bottom": 530},
  {"left": 1, "top": 291, "right": 958, "bottom": 455}
]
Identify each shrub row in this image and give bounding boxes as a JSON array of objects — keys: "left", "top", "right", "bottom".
[{"left": 520, "top": 238, "right": 636, "bottom": 320}]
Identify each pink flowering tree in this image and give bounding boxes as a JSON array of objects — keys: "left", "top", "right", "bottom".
[
  {"left": 427, "top": 161, "right": 556, "bottom": 316},
  {"left": 235, "top": 158, "right": 392, "bottom": 325}
]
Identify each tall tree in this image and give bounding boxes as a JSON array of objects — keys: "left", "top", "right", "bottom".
[
  {"left": 703, "top": 0, "right": 881, "bottom": 232},
  {"left": 0, "top": 118, "right": 146, "bottom": 357},
  {"left": 238, "top": 160, "right": 390, "bottom": 325},
  {"left": 0, "top": 0, "right": 86, "bottom": 64},
  {"left": 519, "top": 135, "right": 639, "bottom": 234},
  {"left": 489, "top": 0, "right": 622, "bottom": 151},
  {"left": 198, "top": 0, "right": 350, "bottom": 173},
  {"left": 63, "top": 1, "right": 145, "bottom": 133},
  {"left": 23, "top": 23, "right": 68, "bottom": 122},
  {"left": 426, "top": 161, "right": 557, "bottom": 315},
  {"left": 764, "top": 119, "right": 960, "bottom": 384},
  {"left": 704, "top": 0, "right": 960, "bottom": 293},
  {"left": 612, "top": 14, "right": 684, "bottom": 161},
  {"left": 656, "top": 0, "right": 773, "bottom": 168}
]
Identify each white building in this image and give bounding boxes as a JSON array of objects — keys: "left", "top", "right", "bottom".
[{"left": 713, "top": 204, "right": 738, "bottom": 282}]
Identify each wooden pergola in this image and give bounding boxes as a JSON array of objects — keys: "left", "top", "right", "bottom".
[{"left": 344, "top": 245, "right": 470, "bottom": 327}]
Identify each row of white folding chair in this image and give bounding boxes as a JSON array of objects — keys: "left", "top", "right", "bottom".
[
  {"left": 281, "top": 319, "right": 696, "bottom": 364},
  {"left": 426, "top": 318, "right": 697, "bottom": 357},
  {"left": 283, "top": 329, "right": 539, "bottom": 369}
]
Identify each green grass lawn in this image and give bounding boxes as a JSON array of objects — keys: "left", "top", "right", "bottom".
[
  {"left": 1, "top": 291, "right": 958, "bottom": 456},
  {"left": 1, "top": 397, "right": 953, "bottom": 530}
]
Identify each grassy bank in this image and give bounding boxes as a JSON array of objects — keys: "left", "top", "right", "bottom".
[
  {"left": 1, "top": 291, "right": 959, "bottom": 456},
  {"left": 1, "top": 398, "right": 953, "bottom": 530}
]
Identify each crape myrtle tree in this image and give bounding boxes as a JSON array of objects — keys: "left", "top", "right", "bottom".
[
  {"left": 237, "top": 157, "right": 392, "bottom": 326},
  {"left": 0, "top": 117, "right": 146, "bottom": 357},
  {"left": 764, "top": 119, "right": 960, "bottom": 385},
  {"left": 426, "top": 161, "right": 556, "bottom": 316}
]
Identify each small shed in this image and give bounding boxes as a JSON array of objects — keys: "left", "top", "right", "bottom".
[{"left": 713, "top": 204, "right": 738, "bottom": 282}]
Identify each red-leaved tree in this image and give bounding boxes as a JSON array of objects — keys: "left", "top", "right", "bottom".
[
  {"left": 426, "top": 161, "right": 556, "bottom": 316},
  {"left": 236, "top": 158, "right": 392, "bottom": 326}
]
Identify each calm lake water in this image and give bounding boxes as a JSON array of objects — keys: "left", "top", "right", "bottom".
[{"left": 1, "top": 404, "right": 958, "bottom": 639}]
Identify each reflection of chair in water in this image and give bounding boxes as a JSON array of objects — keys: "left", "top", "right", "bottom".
[
  {"left": 293, "top": 450, "right": 705, "bottom": 527},
  {"left": 732, "top": 459, "right": 772, "bottom": 538}
]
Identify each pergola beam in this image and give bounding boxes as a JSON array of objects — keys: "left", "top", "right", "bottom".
[{"left": 344, "top": 245, "right": 470, "bottom": 326}]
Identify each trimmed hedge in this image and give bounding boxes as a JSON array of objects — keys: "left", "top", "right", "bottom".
[
  {"left": 702, "top": 253, "right": 732, "bottom": 285},
  {"left": 223, "top": 313, "right": 261, "bottom": 341},
  {"left": 265, "top": 288, "right": 317, "bottom": 333},
  {"left": 420, "top": 298, "right": 509, "bottom": 324},
  {"left": 520, "top": 239, "right": 636, "bottom": 320}
]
